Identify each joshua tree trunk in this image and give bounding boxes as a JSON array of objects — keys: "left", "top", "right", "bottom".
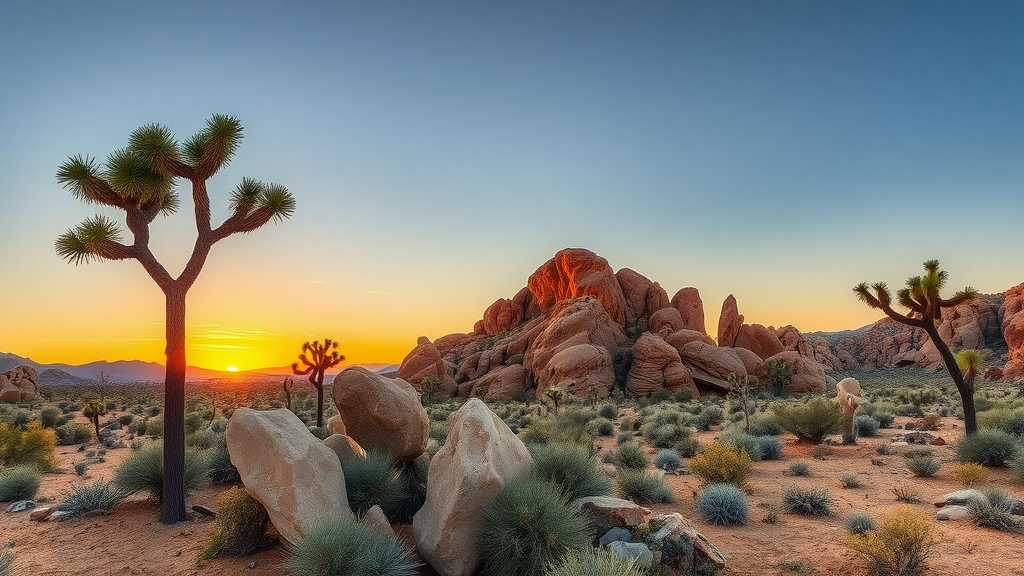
[
  {"left": 162, "top": 289, "right": 188, "bottom": 524},
  {"left": 316, "top": 382, "right": 324, "bottom": 428},
  {"left": 924, "top": 323, "right": 977, "bottom": 435}
]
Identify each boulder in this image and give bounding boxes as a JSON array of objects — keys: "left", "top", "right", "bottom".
[
  {"left": 0, "top": 366, "right": 42, "bottom": 402},
  {"left": 1003, "top": 286, "right": 1024, "bottom": 379},
  {"left": 776, "top": 325, "right": 814, "bottom": 358},
  {"left": 397, "top": 337, "right": 457, "bottom": 398},
  {"left": 717, "top": 295, "right": 743, "bottom": 347},
  {"left": 671, "top": 287, "right": 706, "bottom": 335},
  {"left": 364, "top": 504, "right": 397, "bottom": 539},
  {"left": 464, "top": 364, "right": 530, "bottom": 400},
  {"left": 762, "top": 351, "right": 826, "bottom": 393},
  {"left": 649, "top": 513, "right": 727, "bottom": 569},
  {"left": 664, "top": 329, "right": 715, "bottom": 349},
  {"left": 599, "top": 527, "right": 633, "bottom": 547},
  {"left": 323, "top": 434, "right": 366, "bottom": 465},
  {"left": 481, "top": 287, "right": 536, "bottom": 336},
  {"left": 573, "top": 496, "right": 650, "bottom": 532},
  {"left": 934, "top": 489, "right": 985, "bottom": 507},
  {"left": 413, "top": 398, "right": 532, "bottom": 576},
  {"left": 649, "top": 307, "right": 686, "bottom": 334},
  {"left": 326, "top": 414, "right": 347, "bottom": 435},
  {"left": 537, "top": 343, "right": 615, "bottom": 398},
  {"left": 677, "top": 341, "right": 746, "bottom": 392},
  {"left": 607, "top": 541, "right": 654, "bottom": 568},
  {"left": 733, "top": 324, "right": 784, "bottom": 360},
  {"left": 527, "top": 248, "right": 629, "bottom": 325},
  {"left": 332, "top": 367, "right": 429, "bottom": 462},
  {"left": 731, "top": 347, "right": 765, "bottom": 377},
  {"left": 626, "top": 333, "right": 697, "bottom": 398},
  {"left": 226, "top": 408, "right": 352, "bottom": 545},
  {"left": 936, "top": 505, "right": 970, "bottom": 521},
  {"left": 30, "top": 506, "right": 55, "bottom": 521},
  {"left": 523, "top": 297, "right": 627, "bottom": 380},
  {"left": 984, "top": 366, "right": 1004, "bottom": 382}
]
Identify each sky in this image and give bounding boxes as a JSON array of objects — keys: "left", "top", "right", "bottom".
[{"left": 0, "top": 1, "right": 1022, "bottom": 372}]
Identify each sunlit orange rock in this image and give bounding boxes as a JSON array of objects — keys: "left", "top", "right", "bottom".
[
  {"left": 761, "top": 351, "right": 825, "bottom": 393},
  {"left": 733, "top": 323, "right": 785, "bottom": 360},
  {"left": 0, "top": 366, "right": 41, "bottom": 402},
  {"left": 537, "top": 343, "right": 615, "bottom": 398},
  {"left": 523, "top": 297, "right": 627, "bottom": 381},
  {"left": 527, "top": 248, "right": 629, "bottom": 324},
  {"left": 717, "top": 294, "right": 743, "bottom": 347},
  {"left": 397, "top": 337, "right": 457, "bottom": 398},
  {"left": 672, "top": 287, "right": 707, "bottom": 335},
  {"left": 616, "top": 267, "right": 670, "bottom": 330},
  {"left": 1001, "top": 283, "right": 1024, "bottom": 379},
  {"left": 626, "top": 332, "right": 697, "bottom": 398}
]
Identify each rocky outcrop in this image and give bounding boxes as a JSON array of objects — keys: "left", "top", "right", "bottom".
[
  {"left": 332, "top": 367, "right": 429, "bottom": 462},
  {"left": 1001, "top": 283, "right": 1024, "bottom": 379},
  {"left": 523, "top": 297, "right": 627, "bottom": 388},
  {"left": 677, "top": 341, "right": 745, "bottom": 392},
  {"left": 0, "top": 366, "right": 41, "bottom": 402},
  {"left": 762, "top": 351, "right": 826, "bottom": 393},
  {"left": 413, "top": 399, "right": 532, "bottom": 576},
  {"left": 480, "top": 287, "right": 538, "bottom": 336},
  {"left": 528, "top": 248, "right": 629, "bottom": 325},
  {"left": 626, "top": 333, "right": 696, "bottom": 397},
  {"left": 573, "top": 496, "right": 650, "bottom": 532},
  {"left": 733, "top": 324, "right": 784, "bottom": 360},
  {"left": 397, "top": 337, "right": 457, "bottom": 397},
  {"left": 463, "top": 364, "right": 530, "bottom": 400},
  {"left": 649, "top": 307, "right": 686, "bottom": 334},
  {"left": 226, "top": 408, "right": 351, "bottom": 545},
  {"left": 671, "top": 287, "right": 707, "bottom": 337},
  {"left": 324, "top": 434, "right": 366, "bottom": 465},
  {"left": 717, "top": 295, "right": 743, "bottom": 347},
  {"left": 537, "top": 344, "right": 615, "bottom": 398},
  {"left": 616, "top": 268, "right": 670, "bottom": 330}
]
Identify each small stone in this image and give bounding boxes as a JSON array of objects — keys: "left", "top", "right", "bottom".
[
  {"left": 7, "top": 500, "right": 36, "bottom": 513},
  {"left": 936, "top": 505, "right": 970, "bottom": 521},
  {"left": 929, "top": 436, "right": 946, "bottom": 446},
  {"left": 608, "top": 541, "right": 654, "bottom": 568},
  {"left": 599, "top": 527, "right": 633, "bottom": 547},
  {"left": 30, "top": 506, "right": 55, "bottom": 521},
  {"left": 248, "top": 561, "right": 257, "bottom": 569},
  {"left": 192, "top": 505, "right": 216, "bottom": 517},
  {"left": 936, "top": 489, "right": 985, "bottom": 507},
  {"left": 50, "top": 510, "right": 71, "bottom": 521}
]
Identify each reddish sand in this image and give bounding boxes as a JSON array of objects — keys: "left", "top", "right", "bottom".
[{"left": 3, "top": 413, "right": 1023, "bottom": 576}]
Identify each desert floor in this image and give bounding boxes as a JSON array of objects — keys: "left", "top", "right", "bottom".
[{"left": 3, "top": 412, "right": 1024, "bottom": 576}]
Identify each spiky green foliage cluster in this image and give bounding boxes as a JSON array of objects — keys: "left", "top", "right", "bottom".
[
  {"left": 755, "top": 435, "right": 784, "bottom": 460},
  {"left": 0, "top": 465, "right": 41, "bottom": 502},
  {"left": 617, "top": 469, "right": 673, "bottom": 504},
  {"left": 113, "top": 444, "right": 208, "bottom": 500},
  {"left": 479, "top": 477, "right": 592, "bottom": 576},
  {"left": 696, "top": 483, "right": 749, "bottom": 526},
  {"left": 689, "top": 442, "right": 752, "bottom": 487},
  {"left": 0, "top": 548, "right": 13, "bottom": 576},
  {"left": 772, "top": 398, "right": 842, "bottom": 443},
  {"left": 341, "top": 450, "right": 403, "bottom": 518},
  {"left": 529, "top": 442, "right": 611, "bottom": 501},
  {"left": 205, "top": 434, "right": 240, "bottom": 484},
  {"left": 966, "top": 490, "right": 1024, "bottom": 533},
  {"left": 543, "top": 549, "right": 647, "bottom": 576},
  {"left": 56, "top": 480, "right": 129, "bottom": 518},
  {"left": 654, "top": 448, "right": 683, "bottom": 471},
  {"left": 782, "top": 486, "right": 833, "bottom": 516},
  {"left": 391, "top": 457, "right": 429, "bottom": 522},
  {"left": 286, "top": 516, "right": 421, "bottom": 576},
  {"left": 612, "top": 441, "right": 648, "bottom": 471},
  {"left": 749, "top": 413, "right": 783, "bottom": 436},
  {"left": 955, "top": 429, "right": 1020, "bottom": 467},
  {"left": 846, "top": 513, "right": 876, "bottom": 535},
  {"left": 721, "top": 431, "right": 764, "bottom": 462},
  {"left": 906, "top": 454, "right": 941, "bottom": 477},
  {"left": 199, "top": 487, "right": 270, "bottom": 561}
]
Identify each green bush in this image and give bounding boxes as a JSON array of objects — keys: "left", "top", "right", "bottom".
[
  {"left": 675, "top": 435, "right": 703, "bottom": 457},
  {"left": 749, "top": 413, "right": 783, "bottom": 436},
  {"left": 616, "top": 469, "right": 673, "bottom": 504},
  {"left": 118, "top": 414, "right": 134, "bottom": 426},
  {"left": 787, "top": 461, "right": 811, "bottom": 477},
  {"left": 286, "top": 516, "right": 421, "bottom": 576},
  {"left": 428, "top": 420, "right": 450, "bottom": 445},
  {"left": 840, "top": 473, "right": 862, "bottom": 488},
  {"left": 966, "top": 489, "right": 1023, "bottom": 533},
  {"left": 696, "top": 483, "right": 748, "bottom": 526},
  {"left": 782, "top": 486, "right": 833, "bottom": 516},
  {"left": 654, "top": 449, "right": 683, "bottom": 471},
  {"left": 641, "top": 421, "right": 691, "bottom": 449},
  {"left": 906, "top": 454, "right": 941, "bottom": 477},
  {"left": 530, "top": 442, "right": 611, "bottom": 501},
  {"left": 689, "top": 442, "right": 752, "bottom": 487},
  {"left": 341, "top": 449, "right": 403, "bottom": 518},
  {"left": 846, "top": 512, "right": 876, "bottom": 535},
  {"left": 977, "top": 408, "right": 1024, "bottom": 437},
  {"left": 1012, "top": 452, "right": 1024, "bottom": 484},
  {"left": 771, "top": 398, "right": 842, "bottom": 443},
  {"left": 143, "top": 416, "right": 164, "bottom": 438},
  {"left": 721, "top": 432, "right": 763, "bottom": 462},
  {"left": 12, "top": 410, "right": 31, "bottom": 427},
  {"left": 0, "top": 423, "right": 57, "bottom": 469},
  {"left": 56, "top": 480, "right": 129, "bottom": 518},
  {"left": 199, "top": 487, "right": 270, "bottom": 561},
  {"left": 114, "top": 443, "right": 208, "bottom": 500},
  {"left": 392, "top": 456, "right": 429, "bottom": 521},
  {"left": 595, "top": 419, "right": 614, "bottom": 436},
  {"left": 544, "top": 548, "right": 647, "bottom": 576},
  {"left": 613, "top": 442, "right": 648, "bottom": 471},
  {"left": 955, "top": 429, "right": 1020, "bottom": 467},
  {"left": 55, "top": 422, "right": 92, "bottom": 446},
  {"left": 598, "top": 404, "right": 618, "bottom": 420},
  {"left": 206, "top": 435, "right": 240, "bottom": 484},
  {"left": 479, "top": 477, "right": 592, "bottom": 576},
  {"left": 856, "top": 415, "right": 880, "bottom": 437},
  {"left": 615, "top": 432, "right": 632, "bottom": 446},
  {"left": 0, "top": 465, "right": 41, "bottom": 501},
  {"left": 755, "top": 435, "right": 784, "bottom": 460},
  {"left": 40, "top": 407, "right": 62, "bottom": 428},
  {"left": 185, "top": 429, "right": 217, "bottom": 449}
]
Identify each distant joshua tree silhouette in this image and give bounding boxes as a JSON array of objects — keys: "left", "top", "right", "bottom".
[
  {"left": 55, "top": 115, "right": 295, "bottom": 523},
  {"left": 82, "top": 399, "right": 106, "bottom": 441},
  {"left": 292, "top": 339, "right": 345, "bottom": 428}
]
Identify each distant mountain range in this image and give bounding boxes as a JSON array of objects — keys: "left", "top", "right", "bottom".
[{"left": 0, "top": 351, "right": 398, "bottom": 385}]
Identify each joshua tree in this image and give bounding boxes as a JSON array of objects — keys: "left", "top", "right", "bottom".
[
  {"left": 727, "top": 373, "right": 758, "bottom": 433},
  {"left": 82, "top": 399, "right": 106, "bottom": 441},
  {"left": 55, "top": 115, "right": 296, "bottom": 523},
  {"left": 292, "top": 339, "right": 345, "bottom": 428},
  {"left": 854, "top": 260, "right": 980, "bottom": 434},
  {"left": 956, "top": 350, "right": 984, "bottom": 392},
  {"left": 764, "top": 359, "right": 794, "bottom": 397},
  {"left": 544, "top": 387, "right": 564, "bottom": 416},
  {"left": 282, "top": 377, "right": 294, "bottom": 411}
]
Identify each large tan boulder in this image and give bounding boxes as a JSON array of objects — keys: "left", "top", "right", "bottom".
[
  {"left": 537, "top": 343, "right": 615, "bottom": 398},
  {"left": 0, "top": 366, "right": 41, "bottom": 402},
  {"left": 733, "top": 324, "right": 785, "bottom": 360},
  {"left": 731, "top": 346, "right": 765, "bottom": 377},
  {"left": 332, "top": 367, "right": 429, "bottom": 462},
  {"left": 626, "top": 333, "right": 696, "bottom": 398},
  {"left": 324, "top": 434, "right": 367, "bottom": 465},
  {"left": 523, "top": 297, "right": 627, "bottom": 381},
  {"left": 397, "top": 337, "right": 457, "bottom": 397},
  {"left": 326, "top": 414, "right": 346, "bottom": 435},
  {"left": 413, "top": 398, "right": 532, "bottom": 576},
  {"left": 527, "top": 248, "right": 629, "bottom": 324},
  {"left": 671, "top": 287, "right": 706, "bottom": 335},
  {"left": 573, "top": 496, "right": 651, "bottom": 531},
  {"left": 717, "top": 295, "right": 743, "bottom": 346},
  {"left": 763, "top": 351, "right": 826, "bottom": 393},
  {"left": 678, "top": 341, "right": 746, "bottom": 392},
  {"left": 226, "top": 408, "right": 352, "bottom": 545}
]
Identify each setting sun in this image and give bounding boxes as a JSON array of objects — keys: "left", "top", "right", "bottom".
[{"left": 226, "top": 366, "right": 238, "bottom": 372}]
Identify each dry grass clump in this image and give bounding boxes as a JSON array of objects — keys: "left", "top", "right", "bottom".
[
  {"left": 846, "top": 505, "right": 939, "bottom": 576},
  {"left": 953, "top": 462, "right": 989, "bottom": 487},
  {"left": 688, "top": 441, "right": 751, "bottom": 487}
]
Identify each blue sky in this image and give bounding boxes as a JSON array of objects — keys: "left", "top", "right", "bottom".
[{"left": 1, "top": 1, "right": 1022, "bottom": 368}]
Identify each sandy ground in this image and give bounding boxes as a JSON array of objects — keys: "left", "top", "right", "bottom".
[{"left": 3, "top": 413, "right": 1024, "bottom": 576}]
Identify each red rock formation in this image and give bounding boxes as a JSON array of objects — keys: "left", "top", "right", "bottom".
[
  {"left": 760, "top": 351, "right": 825, "bottom": 393},
  {"left": 1001, "top": 283, "right": 1024, "bottom": 379},
  {"left": 717, "top": 295, "right": 743, "bottom": 346},
  {"left": 464, "top": 364, "right": 531, "bottom": 400},
  {"left": 677, "top": 341, "right": 746, "bottom": 393},
  {"left": 537, "top": 344, "right": 615, "bottom": 398},
  {"left": 650, "top": 307, "right": 686, "bottom": 334},
  {"left": 626, "top": 332, "right": 697, "bottom": 398},
  {"left": 523, "top": 297, "right": 627, "bottom": 383},
  {"left": 397, "top": 337, "right": 457, "bottom": 397},
  {"left": 733, "top": 324, "right": 784, "bottom": 360},
  {"left": 528, "top": 248, "right": 629, "bottom": 325},
  {"left": 672, "top": 288, "right": 706, "bottom": 335},
  {"left": 480, "top": 287, "right": 538, "bottom": 336},
  {"left": 0, "top": 366, "right": 41, "bottom": 402}
]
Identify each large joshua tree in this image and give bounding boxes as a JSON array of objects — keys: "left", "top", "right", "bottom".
[
  {"left": 55, "top": 115, "right": 296, "bottom": 523},
  {"left": 292, "top": 339, "right": 345, "bottom": 428},
  {"left": 854, "top": 260, "right": 980, "bottom": 434}
]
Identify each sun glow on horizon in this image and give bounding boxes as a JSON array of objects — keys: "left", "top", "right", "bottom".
[{"left": 226, "top": 366, "right": 238, "bottom": 372}]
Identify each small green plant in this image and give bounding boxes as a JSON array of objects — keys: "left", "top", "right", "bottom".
[
  {"left": 40, "top": 407, "right": 62, "bottom": 429},
  {"left": 771, "top": 398, "right": 842, "bottom": 443},
  {"left": 787, "top": 461, "right": 811, "bottom": 477},
  {"left": 198, "top": 487, "right": 271, "bottom": 561},
  {"left": 543, "top": 548, "right": 647, "bottom": 576},
  {"left": 56, "top": 480, "right": 129, "bottom": 518},
  {"left": 1011, "top": 452, "right": 1024, "bottom": 484},
  {"left": 696, "top": 483, "right": 749, "bottom": 526},
  {"left": 0, "top": 423, "right": 57, "bottom": 469},
  {"left": 616, "top": 469, "right": 673, "bottom": 504},
  {"left": 755, "top": 435, "right": 784, "bottom": 460},
  {"left": 782, "top": 486, "right": 833, "bottom": 516},
  {"left": 392, "top": 457, "right": 429, "bottom": 522},
  {"left": 846, "top": 512, "right": 876, "bottom": 535},
  {"left": 855, "top": 415, "right": 880, "bottom": 437},
  {"left": 720, "top": 431, "right": 763, "bottom": 462},
  {"left": 846, "top": 505, "right": 938, "bottom": 576},
  {"left": 74, "top": 461, "right": 88, "bottom": 476},
  {"left": 966, "top": 489, "right": 1023, "bottom": 533},
  {"left": 341, "top": 449, "right": 403, "bottom": 518},
  {"left": 479, "top": 477, "right": 592, "bottom": 576},
  {"left": 114, "top": 443, "right": 208, "bottom": 500},
  {"left": 598, "top": 404, "right": 618, "bottom": 420},
  {"left": 654, "top": 449, "right": 683, "bottom": 472},
  {"left": 613, "top": 442, "right": 648, "bottom": 471},
  {"left": 82, "top": 399, "right": 107, "bottom": 440},
  {"left": 206, "top": 434, "right": 240, "bottom": 484},
  {"left": 688, "top": 442, "right": 752, "bottom": 487},
  {"left": 840, "top": 473, "right": 862, "bottom": 488},
  {"left": 955, "top": 429, "right": 1020, "bottom": 467},
  {"left": 0, "top": 465, "right": 41, "bottom": 501},
  {"left": 749, "top": 413, "right": 783, "bottom": 436},
  {"left": 891, "top": 484, "right": 921, "bottom": 504},
  {"left": 529, "top": 442, "right": 611, "bottom": 501},
  {"left": 595, "top": 419, "right": 614, "bottom": 436},
  {"left": 876, "top": 443, "right": 895, "bottom": 456},
  {"left": 286, "top": 516, "right": 421, "bottom": 576},
  {"left": 778, "top": 559, "right": 815, "bottom": 574},
  {"left": 906, "top": 454, "right": 941, "bottom": 477}
]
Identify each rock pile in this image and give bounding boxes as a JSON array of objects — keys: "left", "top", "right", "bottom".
[{"left": 0, "top": 366, "right": 42, "bottom": 402}]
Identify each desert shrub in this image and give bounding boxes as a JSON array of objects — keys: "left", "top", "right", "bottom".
[
  {"left": 966, "top": 489, "right": 1023, "bottom": 533},
  {"left": 206, "top": 435, "right": 240, "bottom": 484},
  {"left": 914, "top": 414, "right": 941, "bottom": 431},
  {"left": 12, "top": 410, "right": 31, "bottom": 427},
  {"left": 846, "top": 512, "right": 876, "bottom": 535},
  {"left": 598, "top": 404, "right": 618, "bottom": 420},
  {"left": 342, "top": 449, "right": 403, "bottom": 517},
  {"left": 595, "top": 419, "right": 614, "bottom": 436},
  {"left": 199, "top": 487, "right": 270, "bottom": 561},
  {"left": 891, "top": 485, "right": 921, "bottom": 504},
  {"left": 613, "top": 442, "right": 648, "bottom": 471},
  {"left": 782, "top": 486, "right": 833, "bottom": 516},
  {"left": 185, "top": 429, "right": 217, "bottom": 449},
  {"left": 55, "top": 422, "right": 92, "bottom": 446},
  {"left": 856, "top": 415, "right": 880, "bottom": 437},
  {"left": 543, "top": 548, "right": 647, "bottom": 576},
  {"left": 696, "top": 483, "right": 748, "bottom": 526},
  {"left": 906, "top": 455, "right": 941, "bottom": 477},
  {"left": 530, "top": 442, "right": 611, "bottom": 501},
  {"left": 143, "top": 416, "right": 164, "bottom": 438},
  {"left": 0, "top": 465, "right": 41, "bottom": 501},
  {"left": 0, "top": 549, "right": 12, "bottom": 576},
  {"left": 615, "top": 432, "right": 633, "bottom": 447},
  {"left": 872, "top": 406, "right": 896, "bottom": 428},
  {"left": 692, "top": 405, "right": 724, "bottom": 431},
  {"left": 896, "top": 387, "right": 940, "bottom": 406},
  {"left": 428, "top": 420, "right": 450, "bottom": 445},
  {"left": 749, "top": 413, "right": 783, "bottom": 436},
  {"left": 521, "top": 417, "right": 556, "bottom": 445},
  {"left": 286, "top": 515, "right": 420, "bottom": 576},
  {"left": 651, "top": 387, "right": 673, "bottom": 403},
  {"left": 184, "top": 412, "right": 205, "bottom": 434},
  {"left": 847, "top": 505, "right": 938, "bottom": 576},
  {"left": 0, "top": 423, "right": 57, "bottom": 469},
  {"left": 641, "top": 422, "right": 690, "bottom": 449},
  {"left": 876, "top": 443, "right": 896, "bottom": 456},
  {"left": 977, "top": 408, "right": 1024, "bottom": 437},
  {"left": 720, "top": 431, "right": 763, "bottom": 462},
  {"left": 118, "top": 414, "right": 134, "bottom": 426},
  {"left": 74, "top": 461, "right": 88, "bottom": 476},
  {"left": 955, "top": 429, "right": 1020, "bottom": 467},
  {"left": 114, "top": 443, "right": 208, "bottom": 500},
  {"left": 689, "top": 442, "right": 752, "bottom": 487},
  {"left": 1012, "top": 452, "right": 1024, "bottom": 484},
  {"left": 40, "top": 407, "right": 62, "bottom": 428},
  {"left": 674, "top": 435, "right": 703, "bottom": 457},
  {"left": 953, "top": 462, "right": 989, "bottom": 487},
  {"left": 56, "top": 480, "right": 129, "bottom": 518},
  {"left": 392, "top": 456, "right": 429, "bottom": 522},
  {"left": 787, "top": 461, "right": 811, "bottom": 477},
  {"left": 479, "top": 477, "right": 592, "bottom": 576},
  {"left": 840, "top": 473, "right": 862, "bottom": 488},
  {"left": 771, "top": 398, "right": 842, "bottom": 443},
  {"left": 755, "top": 435, "right": 784, "bottom": 460},
  {"left": 654, "top": 449, "right": 682, "bottom": 471},
  {"left": 616, "top": 469, "right": 673, "bottom": 504}
]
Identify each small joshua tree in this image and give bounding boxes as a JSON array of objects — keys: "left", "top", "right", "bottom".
[
  {"left": 282, "top": 377, "right": 294, "bottom": 411},
  {"left": 83, "top": 399, "right": 106, "bottom": 441},
  {"left": 544, "top": 387, "right": 564, "bottom": 416},
  {"left": 727, "top": 373, "right": 757, "bottom": 434},
  {"left": 292, "top": 339, "right": 344, "bottom": 428},
  {"left": 764, "top": 359, "right": 794, "bottom": 397}
]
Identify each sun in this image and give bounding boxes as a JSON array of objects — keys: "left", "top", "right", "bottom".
[{"left": 226, "top": 366, "right": 238, "bottom": 372}]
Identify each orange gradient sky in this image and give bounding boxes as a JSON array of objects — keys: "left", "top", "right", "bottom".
[{"left": 1, "top": 3, "right": 1022, "bottom": 372}]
